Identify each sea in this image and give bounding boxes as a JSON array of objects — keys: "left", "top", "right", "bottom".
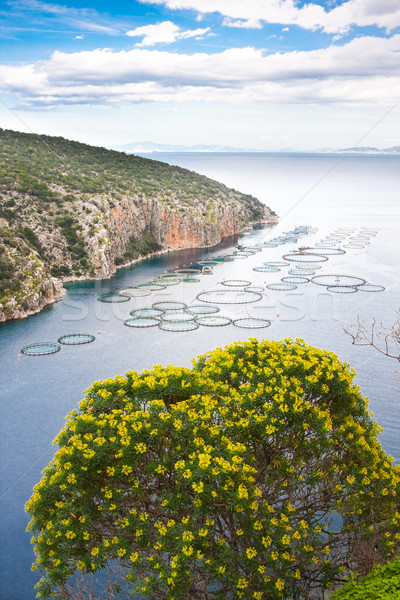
[{"left": 0, "top": 152, "right": 399, "bottom": 600}]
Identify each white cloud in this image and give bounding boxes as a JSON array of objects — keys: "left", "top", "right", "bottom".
[
  {"left": 222, "top": 17, "right": 262, "bottom": 29},
  {"left": 138, "top": 0, "right": 400, "bottom": 33},
  {"left": 2, "top": 35, "right": 400, "bottom": 107},
  {"left": 126, "top": 21, "right": 210, "bottom": 46}
]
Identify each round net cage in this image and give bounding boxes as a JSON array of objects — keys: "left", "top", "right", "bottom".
[
  {"left": 153, "top": 277, "right": 181, "bottom": 286},
  {"left": 295, "top": 263, "right": 322, "bottom": 270},
  {"left": 159, "top": 273, "right": 183, "bottom": 279},
  {"left": 21, "top": 342, "right": 61, "bottom": 356},
  {"left": 221, "top": 279, "right": 252, "bottom": 288},
  {"left": 152, "top": 301, "right": 187, "bottom": 311},
  {"left": 161, "top": 311, "right": 196, "bottom": 322},
  {"left": 304, "top": 247, "right": 345, "bottom": 255},
  {"left": 185, "top": 304, "right": 220, "bottom": 315},
  {"left": 263, "top": 242, "right": 278, "bottom": 247},
  {"left": 311, "top": 274, "right": 366, "bottom": 287},
  {"left": 289, "top": 269, "right": 315, "bottom": 276},
  {"left": 281, "top": 276, "right": 310, "bottom": 284},
  {"left": 119, "top": 288, "right": 152, "bottom": 298},
  {"left": 199, "top": 260, "right": 220, "bottom": 266},
  {"left": 196, "top": 315, "right": 232, "bottom": 327},
  {"left": 98, "top": 293, "right": 130, "bottom": 303},
  {"left": 181, "top": 277, "right": 201, "bottom": 283},
  {"left": 196, "top": 289, "right": 262, "bottom": 305},
  {"left": 282, "top": 253, "right": 329, "bottom": 263},
  {"left": 175, "top": 268, "right": 201, "bottom": 276},
  {"left": 327, "top": 285, "right": 358, "bottom": 294},
  {"left": 130, "top": 308, "right": 164, "bottom": 318},
  {"left": 233, "top": 317, "right": 271, "bottom": 329},
  {"left": 245, "top": 285, "right": 264, "bottom": 292},
  {"left": 266, "top": 282, "right": 297, "bottom": 291},
  {"left": 124, "top": 317, "right": 160, "bottom": 328},
  {"left": 357, "top": 283, "right": 385, "bottom": 292},
  {"left": 264, "top": 261, "right": 290, "bottom": 267},
  {"left": 243, "top": 246, "right": 262, "bottom": 252},
  {"left": 217, "top": 256, "right": 235, "bottom": 262},
  {"left": 58, "top": 333, "right": 95, "bottom": 345},
  {"left": 237, "top": 249, "right": 256, "bottom": 255},
  {"left": 343, "top": 244, "right": 365, "bottom": 249},
  {"left": 253, "top": 266, "right": 280, "bottom": 273},
  {"left": 218, "top": 254, "right": 237, "bottom": 261},
  {"left": 158, "top": 320, "right": 199, "bottom": 332},
  {"left": 231, "top": 252, "right": 252, "bottom": 259},
  {"left": 136, "top": 282, "right": 166, "bottom": 291}
]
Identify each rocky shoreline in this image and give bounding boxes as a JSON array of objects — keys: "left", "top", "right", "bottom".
[
  {"left": 1, "top": 217, "right": 277, "bottom": 323},
  {"left": 0, "top": 128, "right": 278, "bottom": 323}
]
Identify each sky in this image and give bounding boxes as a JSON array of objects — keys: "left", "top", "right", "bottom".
[{"left": 1, "top": 0, "right": 400, "bottom": 151}]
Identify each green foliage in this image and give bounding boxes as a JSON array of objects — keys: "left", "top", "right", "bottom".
[
  {"left": 18, "top": 226, "right": 43, "bottom": 256},
  {"left": 331, "top": 557, "right": 400, "bottom": 599},
  {"left": 116, "top": 228, "right": 162, "bottom": 265},
  {"left": 26, "top": 339, "right": 400, "bottom": 600}
]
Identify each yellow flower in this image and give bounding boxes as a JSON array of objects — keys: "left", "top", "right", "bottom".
[
  {"left": 129, "top": 552, "right": 139, "bottom": 563},
  {"left": 275, "top": 578, "right": 285, "bottom": 591}
]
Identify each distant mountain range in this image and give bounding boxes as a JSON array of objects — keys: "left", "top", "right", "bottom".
[
  {"left": 111, "top": 142, "right": 400, "bottom": 155},
  {"left": 112, "top": 141, "right": 254, "bottom": 153},
  {"left": 334, "top": 146, "right": 400, "bottom": 154}
]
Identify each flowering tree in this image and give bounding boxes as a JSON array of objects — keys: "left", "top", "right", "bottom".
[{"left": 26, "top": 339, "right": 400, "bottom": 600}]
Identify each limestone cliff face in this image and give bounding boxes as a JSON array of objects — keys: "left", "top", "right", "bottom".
[{"left": 0, "top": 128, "right": 278, "bottom": 322}]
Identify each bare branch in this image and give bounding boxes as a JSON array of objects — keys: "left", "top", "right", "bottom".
[{"left": 344, "top": 311, "right": 400, "bottom": 362}]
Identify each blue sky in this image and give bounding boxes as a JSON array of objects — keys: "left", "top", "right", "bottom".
[{"left": 1, "top": 0, "right": 400, "bottom": 150}]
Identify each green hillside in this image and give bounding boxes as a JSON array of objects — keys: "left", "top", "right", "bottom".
[{"left": 0, "top": 128, "right": 276, "bottom": 320}]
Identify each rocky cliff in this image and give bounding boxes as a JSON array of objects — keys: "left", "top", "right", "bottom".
[{"left": 0, "top": 129, "right": 277, "bottom": 322}]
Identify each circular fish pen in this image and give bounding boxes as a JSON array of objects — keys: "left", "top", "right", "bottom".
[
  {"left": 266, "top": 282, "right": 297, "bottom": 291},
  {"left": 175, "top": 268, "right": 201, "bottom": 276},
  {"left": 161, "top": 311, "right": 196, "bottom": 322},
  {"left": 158, "top": 273, "right": 183, "bottom": 279},
  {"left": 185, "top": 304, "right": 220, "bottom": 315},
  {"left": 181, "top": 277, "right": 201, "bottom": 283},
  {"left": 311, "top": 274, "right": 366, "bottom": 288},
  {"left": 119, "top": 288, "right": 152, "bottom": 298},
  {"left": 98, "top": 293, "right": 130, "bottom": 303},
  {"left": 58, "top": 333, "right": 95, "bottom": 345},
  {"left": 158, "top": 320, "right": 199, "bottom": 332},
  {"left": 357, "top": 283, "right": 385, "bottom": 292},
  {"left": 124, "top": 317, "right": 160, "bottom": 328},
  {"left": 281, "top": 276, "right": 310, "bottom": 284},
  {"left": 327, "top": 285, "right": 358, "bottom": 294},
  {"left": 289, "top": 269, "right": 315, "bottom": 276},
  {"left": 152, "top": 301, "right": 187, "bottom": 312},
  {"left": 233, "top": 318, "right": 271, "bottom": 329},
  {"left": 221, "top": 279, "right": 252, "bottom": 288},
  {"left": 130, "top": 308, "right": 165, "bottom": 318},
  {"left": 196, "top": 315, "right": 232, "bottom": 327},
  {"left": 282, "top": 253, "right": 329, "bottom": 263},
  {"left": 21, "top": 342, "right": 61, "bottom": 356},
  {"left": 196, "top": 289, "right": 262, "bottom": 305},
  {"left": 153, "top": 277, "right": 181, "bottom": 286},
  {"left": 305, "top": 248, "right": 346, "bottom": 256},
  {"left": 136, "top": 282, "right": 167, "bottom": 291},
  {"left": 253, "top": 266, "right": 280, "bottom": 273},
  {"left": 264, "top": 261, "right": 290, "bottom": 267},
  {"left": 295, "top": 263, "right": 322, "bottom": 270}
]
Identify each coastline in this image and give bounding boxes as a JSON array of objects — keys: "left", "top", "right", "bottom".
[{"left": 1, "top": 218, "right": 278, "bottom": 323}]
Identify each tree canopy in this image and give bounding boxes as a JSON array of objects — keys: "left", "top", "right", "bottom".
[{"left": 26, "top": 339, "right": 400, "bottom": 599}]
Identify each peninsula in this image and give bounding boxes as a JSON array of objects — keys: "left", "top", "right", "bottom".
[{"left": 0, "top": 129, "right": 277, "bottom": 322}]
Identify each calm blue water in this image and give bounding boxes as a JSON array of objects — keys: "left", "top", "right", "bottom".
[{"left": 1, "top": 153, "right": 399, "bottom": 600}]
